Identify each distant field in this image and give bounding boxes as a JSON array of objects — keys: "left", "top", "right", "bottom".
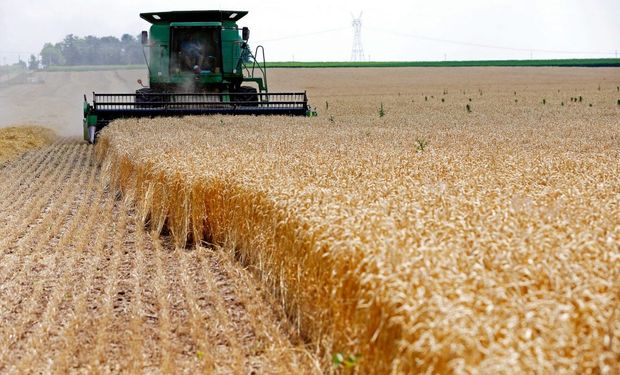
[
  {"left": 26, "top": 58, "right": 620, "bottom": 73},
  {"left": 266, "top": 58, "right": 620, "bottom": 68}
]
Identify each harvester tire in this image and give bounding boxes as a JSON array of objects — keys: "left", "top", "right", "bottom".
[
  {"left": 232, "top": 86, "right": 258, "bottom": 106},
  {"left": 136, "top": 88, "right": 168, "bottom": 108}
]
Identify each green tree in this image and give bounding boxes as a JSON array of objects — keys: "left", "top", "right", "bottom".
[
  {"left": 40, "top": 43, "right": 65, "bottom": 67},
  {"left": 40, "top": 34, "right": 145, "bottom": 66},
  {"left": 60, "top": 34, "right": 80, "bottom": 65},
  {"left": 28, "top": 54, "right": 39, "bottom": 70}
]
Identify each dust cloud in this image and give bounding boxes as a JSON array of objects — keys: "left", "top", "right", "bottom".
[{"left": 0, "top": 69, "right": 147, "bottom": 137}]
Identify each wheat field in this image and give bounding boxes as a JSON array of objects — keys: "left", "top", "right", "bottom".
[
  {"left": 0, "top": 126, "right": 55, "bottom": 163},
  {"left": 97, "top": 68, "right": 620, "bottom": 373},
  {"left": 1, "top": 67, "right": 619, "bottom": 373}
]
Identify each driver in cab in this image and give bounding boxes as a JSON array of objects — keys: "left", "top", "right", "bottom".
[{"left": 180, "top": 35, "right": 205, "bottom": 73}]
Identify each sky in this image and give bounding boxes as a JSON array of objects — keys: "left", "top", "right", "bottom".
[{"left": 0, "top": 0, "right": 618, "bottom": 64}]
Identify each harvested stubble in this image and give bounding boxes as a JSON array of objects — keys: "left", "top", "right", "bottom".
[
  {"left": 0, "top": 140, "right": 316, "bottom": 373},
  {"left": 97, "top": 70, "right": 620, "bottom": 374}
]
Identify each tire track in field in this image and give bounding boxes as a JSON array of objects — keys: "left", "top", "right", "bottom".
[{"left": 0, "top": 139, "right": 318, "bottom": 373}]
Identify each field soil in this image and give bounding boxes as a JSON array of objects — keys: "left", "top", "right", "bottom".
[{"left": 0, "top": 67, "right": 619, "bottom": 373}]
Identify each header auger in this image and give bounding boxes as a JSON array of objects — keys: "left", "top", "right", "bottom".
[{"left": 83, "top": 10, "right": 314, "bottom": 143}]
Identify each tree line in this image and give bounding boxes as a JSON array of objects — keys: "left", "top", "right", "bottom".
[{"left": 33, "top": 34, "right": 145, "bottom": 68}]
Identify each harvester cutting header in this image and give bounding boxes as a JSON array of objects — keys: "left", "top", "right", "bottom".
[{"left": 83, "top": 10, "right": 313, "bottom": 143}]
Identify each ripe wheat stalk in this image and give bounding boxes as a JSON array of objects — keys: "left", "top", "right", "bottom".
[{"left": 96, "top": 72, "right": 620, "bottom": 373}]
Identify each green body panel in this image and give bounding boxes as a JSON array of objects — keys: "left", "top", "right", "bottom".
[
  {"left": 221, "top": 26, "right": 242, "bottom": 74},
  {"left": 145, "top": 12, "right": 258, "bottom": 92},
  {"left": 87, "top": 115, "right": 97, "bottom": 126},
  {"left": 82, "top": 114, "right": 97, "bottom": 141},
  {"left": 148, "top": 24, "right": 171, "bottom": 84}
]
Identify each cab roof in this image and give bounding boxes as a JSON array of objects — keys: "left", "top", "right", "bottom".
[{"left": 140, "top": 10, "right": 248, "bottom": 24}]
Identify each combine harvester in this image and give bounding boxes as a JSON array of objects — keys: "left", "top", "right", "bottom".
[{"left": 83, "top": 10, "right": 313, "bottom": 143}]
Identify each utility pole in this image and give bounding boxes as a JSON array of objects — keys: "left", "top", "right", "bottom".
[{"left": 351, "top": 12, "right": 365, "bottom": 62}]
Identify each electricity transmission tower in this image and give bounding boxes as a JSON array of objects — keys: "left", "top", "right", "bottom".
[{"left": 351, "top": 12, "right": 365, "bottom": 61}]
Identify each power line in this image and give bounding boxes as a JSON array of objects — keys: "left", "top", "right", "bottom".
[
  {"left": 256, "top": 27, "right": 349, "bottom": 43},
  {"left": 249, "top": 25, "right": 617, "bottom": 58},
  {"left": 367, "top": 26, "right": 617, "bottom": 56}
]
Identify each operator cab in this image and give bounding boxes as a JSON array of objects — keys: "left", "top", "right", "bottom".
[
  {"left": 137, "top": 10, "right": 261, "bottom": 92},
  {"left": 170, "top": 27, "right": 222, "bottom": 74}
]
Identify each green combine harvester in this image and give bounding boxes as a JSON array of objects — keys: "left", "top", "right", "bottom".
[{"left": 83, "top": 10, "right": 313, "bottom": 143}]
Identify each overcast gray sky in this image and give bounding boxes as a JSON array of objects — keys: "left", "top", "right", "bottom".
[{"left": 0, "top": 0, "right": 618, "bottom": 64}]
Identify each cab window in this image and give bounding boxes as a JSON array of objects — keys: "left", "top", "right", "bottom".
[{"left": 170, "top": 27, "right": 221, "bottom": 73}]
